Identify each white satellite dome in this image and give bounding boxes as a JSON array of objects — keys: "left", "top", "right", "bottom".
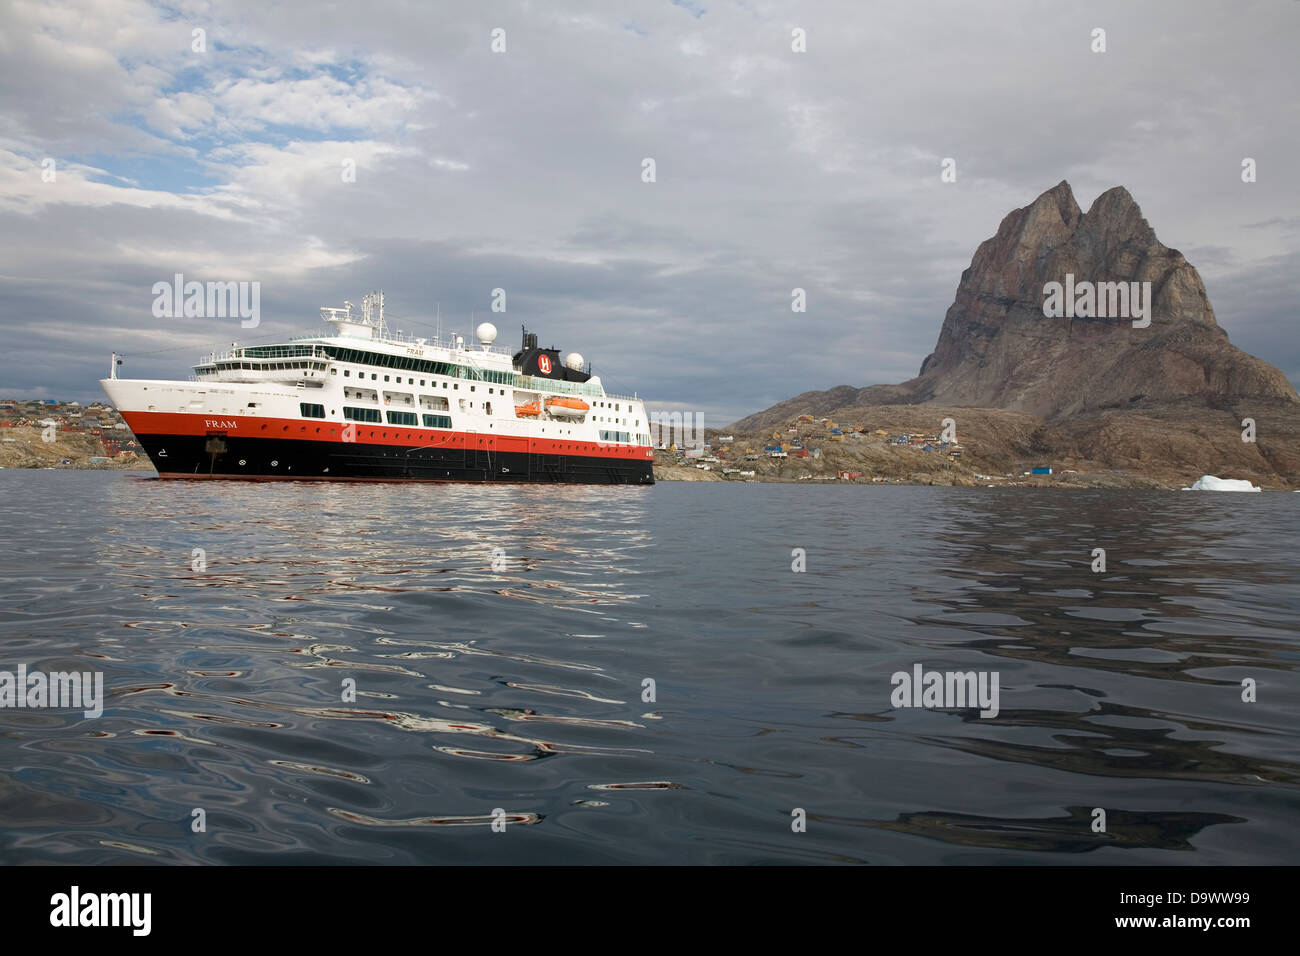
[
  {"left": 475, "top": 322, "right": 498, "bottom": 345},
  {"left": 564, "top": 352, "right": 585, "bottom": 371}
]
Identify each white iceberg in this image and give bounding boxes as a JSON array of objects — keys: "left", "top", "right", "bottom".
[{"left": 1181, "top": 475, "right": 1262, "bottom": 492}]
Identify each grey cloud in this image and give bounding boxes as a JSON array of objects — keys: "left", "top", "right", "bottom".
[{"left": 1, "top": 0, "right": 1297, "bottom": 423}]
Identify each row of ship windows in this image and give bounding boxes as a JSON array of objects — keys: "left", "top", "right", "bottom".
[
  {"left": 343, "top": 391, "right": 489, "bottom": 415},
  {"left": 205, "top": 362, "right": 508, "bottom": 399},
  {"left": 203, "top": 361, "right": 639, "bottom": 418},
  {"left": 298, "top": 403, "right": 643, "bottom": 442},
  {"left": 323, "top": 347, "right": 515, "bottom": 384},
  {"left": 336, "top": 372, "right": 638, "bottom": 426},
  {"left": 338, "top": 369, "right": 502, "bottom": 394},
  {"left": 201, "top": 351, "right": 622, "bottom": 401},
  {"left": 334, "top": 369, "right": 632, "bottom": 414},
  {"left": 206, "top": 361, "right": 327, "bottom": 373},
  {"left": 319, "top": 346, "right": 606, "bottom": 398},
  {"left": 341, "top": 388, "right": 449, "bottom": 407},
  {"left": 300, "top": 403, "right": 451, "bottom": 428}
]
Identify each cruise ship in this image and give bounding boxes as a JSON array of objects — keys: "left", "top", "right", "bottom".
[{"left": 101, "top": 292, "right": 654, "bottom": 484}]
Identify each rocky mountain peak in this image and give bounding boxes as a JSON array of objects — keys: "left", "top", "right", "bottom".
[
  {"left": 727, "top": 182, "right": 1299, "bottom": 485},
  {"left": 903, "top": 181, "right": 1293, "bottom": 418},
  {"left": 1034, "top": 179, "right": 1082, "bottom": 231},
  {"left": 732, "top": 181, "right": 1297, "bottom": 439}
]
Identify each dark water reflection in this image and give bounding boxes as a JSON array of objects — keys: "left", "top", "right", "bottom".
[{"left": 0, "top": 474, "right": 1297, "bottom": 864}]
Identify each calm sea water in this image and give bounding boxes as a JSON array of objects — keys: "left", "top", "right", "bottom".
[{"left": 1, "top": 471, "right": 1297, "bottom": 865}]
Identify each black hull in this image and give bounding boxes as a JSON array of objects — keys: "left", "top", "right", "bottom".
[{"left": 138, "top": 434, "right": 654, "bottom": 484}]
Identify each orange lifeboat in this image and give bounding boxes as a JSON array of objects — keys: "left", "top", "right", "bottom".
[
  {"left": 544, "top": 396, "right": 590, "bottom": 419},
  {"left": 515, "top": 400, "right": 542, "bottom": 417}
]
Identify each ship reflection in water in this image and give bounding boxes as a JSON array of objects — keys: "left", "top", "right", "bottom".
[{"left": 0, "top": 474, "right": 1297, "bottom": 864}]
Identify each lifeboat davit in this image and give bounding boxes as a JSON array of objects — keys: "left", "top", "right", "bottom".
[
  {"left": 545, "top": 396, "right": 590, "bottom": 419},
  {"left": 515, "top": 400, "right": 542, "bottom": 417}
]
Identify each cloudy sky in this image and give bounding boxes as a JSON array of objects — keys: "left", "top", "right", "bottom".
[{"left": 1, "top": 0, "right": 1296, "bottom": 425}]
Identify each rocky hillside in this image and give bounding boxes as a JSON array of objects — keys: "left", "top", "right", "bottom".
[
  {"left": 0, "top": 426, "right": 149, "bottom": 470},
  {"left": 727, "top": 182, "right": 1299, "bottom": 488}
]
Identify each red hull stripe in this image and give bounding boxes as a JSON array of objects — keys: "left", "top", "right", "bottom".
[{"left": 119, "top": 411, "right": 652, "bottom": 460}]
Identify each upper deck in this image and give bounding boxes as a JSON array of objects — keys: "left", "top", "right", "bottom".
[{"left": 189, "top": 294, "right": 637, "bottom": 400}]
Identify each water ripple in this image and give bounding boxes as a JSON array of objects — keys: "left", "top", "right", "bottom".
[{"left": 1, "top": 475, "right": 1297, "bottom": 863}]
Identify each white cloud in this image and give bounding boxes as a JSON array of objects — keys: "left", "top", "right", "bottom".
[{"left": 0, "top": 0, "right": 1296, "bottom": 415}]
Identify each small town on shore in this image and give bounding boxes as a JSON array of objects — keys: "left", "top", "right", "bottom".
[
  {"left": 0, "top": 399, "right": 148, "bottom": 470},
  {"left": 650, "top": 409, "right": 1246, "bottom": 489},
  {"left": 653, "top": 412, "right": 1070, "bottom": 487}
]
